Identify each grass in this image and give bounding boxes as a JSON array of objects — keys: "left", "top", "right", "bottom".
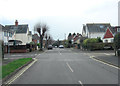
[{"left": 1, "top": 58, "right": 32, "bottom": 79}]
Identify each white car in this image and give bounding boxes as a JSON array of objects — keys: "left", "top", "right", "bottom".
[{"left": 59, "top": 45, "right": 64, "bottom": 48}]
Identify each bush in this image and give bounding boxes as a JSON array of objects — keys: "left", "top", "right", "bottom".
[
  {"left": 0, "top": 40, "right": 4, "bottom": 59},
  {"left": 82, "top": 38, "right": 113, "bottom": 50},
  {"left": 114, "top": 33, "right": 120, "bottom": 49},
  {"left": 82, "top": 38, "right": 99, "bottom": 50},
  {"left": 114, "top": 32, "right": 120, "bottom": 56},
  {"left": 37, "top": 43, "right": 40, "bottom": 48}
]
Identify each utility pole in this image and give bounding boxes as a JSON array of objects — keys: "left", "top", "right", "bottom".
[{"left": 64, "top": 33, "right": 66, "bottom": 46}]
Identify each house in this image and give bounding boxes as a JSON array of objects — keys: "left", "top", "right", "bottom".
[
  {"left": 0, "top": 24, "right": 2, "bottom": 41},
  {"left": 32, "top": 34, "right": 40, "bottom": 44},
  {"left": 0, "top": 24, "right": 15, "bottom": 45},
  {"left": 73, "top": 33, "right": 82, "bottom": 49},
  {"left": 103, "top": 26, "right": 120, "bottom": 43},
  {"left": 73, "top": 33, "right": 82, "bottom": 44},
  {"left": 4, "top": 20, "right": 32, "bottom": 45},
  {"left": 82, "top": 23, "right": 111, "bottom": 40}
]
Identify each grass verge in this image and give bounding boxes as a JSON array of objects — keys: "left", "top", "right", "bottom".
[{"left": 1, "top": 58, "right": 32, "bottom": 79}]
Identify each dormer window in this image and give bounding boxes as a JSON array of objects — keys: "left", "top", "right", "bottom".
[
  {"left": 100, "top": 25, "right": 104, "bottom": 28},
  {"left": 117, "top": 28, "right": 120, "bottom": 32}
]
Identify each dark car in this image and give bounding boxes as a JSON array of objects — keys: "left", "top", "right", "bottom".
[{"left": 47, "top": 45, "right": 53, "bottom": 50}]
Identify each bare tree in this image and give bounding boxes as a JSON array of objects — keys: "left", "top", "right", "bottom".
[
  {"left": 34, "top": 23, "right": 48, "bottom": 51},
  {"left": 45, "top": 33, "right": 48, "bottom": 48}
]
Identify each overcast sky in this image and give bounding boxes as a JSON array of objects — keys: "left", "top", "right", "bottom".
[{"left": 0, "top": 0, "right": 119, "bottom": 40}]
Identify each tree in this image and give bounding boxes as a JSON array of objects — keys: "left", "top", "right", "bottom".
[
  {"left": 68, "top": 33, "right": 72, "bottom": 37},
  {"left": 34, "top": 23, "right": 48, "bottom": 51},
  {"left": 73, "top": 33, "right": 76, "bottom": 36},
  {"left": 45, "top": 34, "right": 48, "bottom": 48},
  {"left": 114, "top": 32, "right": 120, "bottom": 56},
  {"left": 0, "top": 40, "right": 4, "bottom": 59},
  {"left": 67, "top": 33, "right": 72, "bottom": 48}
]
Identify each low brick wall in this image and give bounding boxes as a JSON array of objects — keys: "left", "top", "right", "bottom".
[
  {"left": 9, "top": 45, "right": 29, "bottom": 53},
  {"left": 10, "top": 49, "right": 28, "bottom": 53}
]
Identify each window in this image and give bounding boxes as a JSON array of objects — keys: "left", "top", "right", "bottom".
[
  {"left": 100, "top": 25, "right": 104, "bottom": 28},
  {"left": 9, "top": 32, "right": 12, "bottom": 37},
  {"left": 4, "top": 31, "right": 8, "bottom": 37},
  {"left": 111, "top": 39, "right": 114, "bottom": 42},
  {"left": 105, "top": 40, "right": 108, "bottom": 43},
  {"left": 117, "top": 28, "right": 120, "bottom": 32}
]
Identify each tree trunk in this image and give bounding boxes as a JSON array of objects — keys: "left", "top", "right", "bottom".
[{"left": 40, "top": 35, "right": 43, "bottom": 51}]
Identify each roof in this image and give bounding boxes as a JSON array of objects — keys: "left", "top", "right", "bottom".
[
  {"left": 86, "top": 23, "right": 111, "bottom": 33},
  {"left": 103, "top": 28, "right": 114, "bottom": 39},
  {"left": 74, "top": 35, "right": 79, "bottom": 42},
  {"left": 28, "top": 31, "right": 32, "bottom": 35},
  {"left": 109, "top": 27, "right": 117, "bottom": 34},
  {"left": 83, "top": 25, "right": 86, "bottom": 33},
  {"left": 32, "top": 34, "right": 40, "bottom": 40},
  {"left": 4, "top": 24, "right": 28, "bottom": 33}
]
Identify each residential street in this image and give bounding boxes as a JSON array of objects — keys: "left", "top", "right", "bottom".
[{"left": 10, "top": 48, "right": 118, "bottom": 85}]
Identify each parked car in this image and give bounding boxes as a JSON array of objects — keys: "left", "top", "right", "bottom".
[
  {"left": 54, "top": 46, "right": 58, "bottom": 48},
  {"left": 59, "top": 45, "right": 64, "bottom": 48},
  {"left": 47, "top": 45, "right": 53, "bottom": 50}
]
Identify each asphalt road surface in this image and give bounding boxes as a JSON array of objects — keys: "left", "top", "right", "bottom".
[{"left": 11, "top": 48, "right": 118, "bottom": 85}]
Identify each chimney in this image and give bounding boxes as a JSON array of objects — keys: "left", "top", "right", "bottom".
[{"left": 15, "top": 20, "right": 18, "bottom": 26}]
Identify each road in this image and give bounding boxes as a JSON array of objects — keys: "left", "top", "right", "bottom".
[{"left": 10, "top": 48, "right": 118, "bottom": 85}]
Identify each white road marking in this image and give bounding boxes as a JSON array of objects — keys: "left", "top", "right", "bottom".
[
  {"left": 104, "top": 53, "right": 110, "bottom": 55},
  {"left": 90, "top": 56, "right": 120, "bottom": 70},
  {"left": 66, "top": 62, "right": 74, "bottom": 72},
  {"left": 11, "top": 55, "right": 22, "bottom": 56},
  {"left": 4, "top": 58, "right": 19, "bottom": 59},
  {"left": 5, "top": 58, "right": 37, "bottom": 85},
  {"left": 59, "top": 52, "right": 62, "bottom": 55},
  {"left": 78, "top": 81, "right": 84, "bottom": 86}
]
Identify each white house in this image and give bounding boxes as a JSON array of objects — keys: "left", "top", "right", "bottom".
[
  {"left": 82, "top": 23, "right": 111, "bottom": 40},
  {"left": 0, "top": 24, "right": 2, "bottom": 41},
  {"left": 0, "top": 24, "right": 15, "bottom": 45},
  {"left": 4, "top": 20, "right": 32, "bottom": 45}
]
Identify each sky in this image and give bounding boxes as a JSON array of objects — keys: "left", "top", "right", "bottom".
[{"left": 0, "top": 0, "right": 119, "bottom": 40}]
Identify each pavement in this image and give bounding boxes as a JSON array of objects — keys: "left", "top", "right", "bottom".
[
  {"left": 76, "top": 49, "right": 119, "bottom": 68},
  {"left": 3, "top": 50, "right": 42, "bottom": 65},
  {"left": 5, "top": 48, "right": 118, "bottom": 85}
]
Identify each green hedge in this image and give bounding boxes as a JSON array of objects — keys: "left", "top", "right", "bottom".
[
  {"left": 82, "top": 38, "right": 113, "bottom": 50},
  {"left": 114, "top": 33, "right": 120, "bottom": 49}
]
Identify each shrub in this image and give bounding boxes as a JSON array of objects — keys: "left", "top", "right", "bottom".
[
  {"left": 82, "top": 38, "right": 99, "bottom": 49},
  {"left": 82, "top": 38, "right": 113, "bottom": 50},
  {"left": 114, "top": 33, "right": 120, "bottom": 49},
  {"left": 114, "top": 32, "right": 120, "bottom": 56},
  {"left": 37, "top": 43, "right": 40, "bottom": 48}
]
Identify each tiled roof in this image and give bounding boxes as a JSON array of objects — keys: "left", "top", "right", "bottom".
[
  {"left": 32, "top": 34, "right": 40, "bottom": 40},
  {"left": 86, "top": 23, "right": 111, "bottom": 33},
  {"left": 28, "top": 31, "right": 32, "bottom": 35},
  {"left": 83, "top": 25, "right": 86, "bottom": 33},
  {"left": 4, "top": 25, "right": 28, "bottom": 33}
]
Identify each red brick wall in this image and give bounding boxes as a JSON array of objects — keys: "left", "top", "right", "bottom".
[{"left": 10, "top": 49, "right": 28, "bottom": 53}]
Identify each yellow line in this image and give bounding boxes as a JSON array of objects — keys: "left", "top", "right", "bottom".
[
  {"left": 90, "top": 56, "right": 120, "bottom": 70},
  {"left": 5, "top": 58, "right": 37, "bottom": 85}
]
